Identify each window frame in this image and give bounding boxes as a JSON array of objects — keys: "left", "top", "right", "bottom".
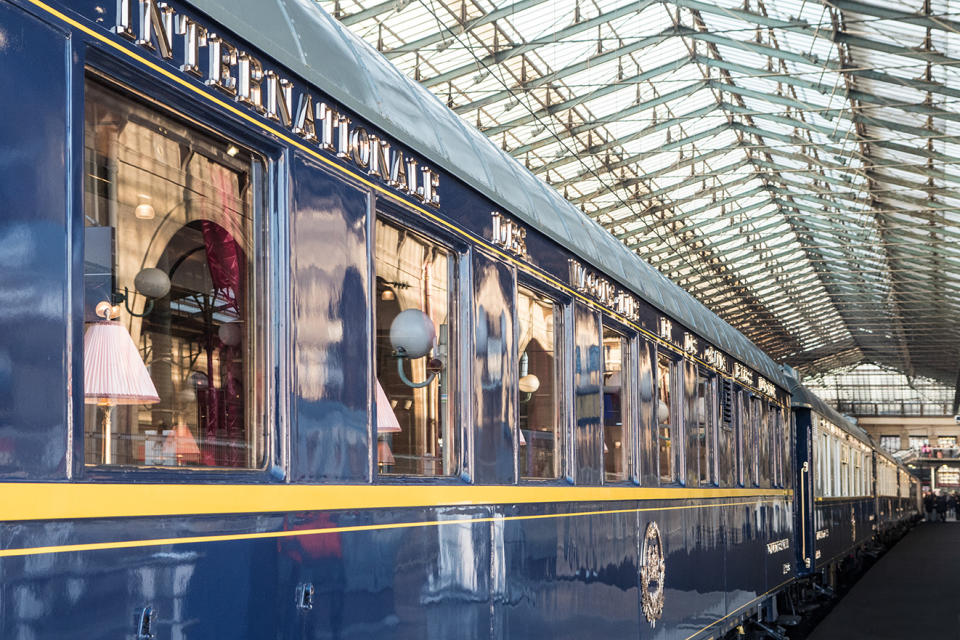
[
  {"left": 515, "top": 276, "right": 569, "bottom": 483},
  {"left": 372, "top": 201, "right": 465, "bottom": 481},
  {"left": 78, "top": 65, "right": 282, "bottom": 482},
  {"left": 600, "top": 317, "right": 637, "bottom": 485},
  {"left": 695, "top": 368, "right": 719, "bottom": 488},
  {"left": 656, "top": 347, "right": 682, "bottom": 485}
]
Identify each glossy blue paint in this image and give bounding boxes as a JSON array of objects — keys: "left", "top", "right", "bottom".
[
  {"left": 290, "top": 154, "right": 371, "bottom": 483},
  {"left": 573, "top": 303, "right": 602, "bottom": 486},
  {"left": 0, "top": 1, "right": 71, "bottom": 479},
  {"left": 0, "top": 1, "right": 923, "bottom": 639},
  {"left": 793, "top": 407, "right": 815, "bottom": 573},
  {"left": 637, "top": 339, "right": 658, "bottom": 487},
  {"left": 472, "top": 251, "right": 517, "bottom": 485}
]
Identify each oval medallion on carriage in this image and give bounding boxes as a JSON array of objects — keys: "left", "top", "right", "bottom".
[{"left": 641, "top": 521, "right": 665, "bottom": 625}]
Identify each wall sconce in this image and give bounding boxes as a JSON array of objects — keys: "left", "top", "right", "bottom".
[
  {"left": 518, "top": 351, "right": 539, "bottom": 402},
  {"left": 112, "top": 267, "right": 171, "bottom": 318},
  {"left": 390, "top": 309, "right": 443, "bottom": 388}
]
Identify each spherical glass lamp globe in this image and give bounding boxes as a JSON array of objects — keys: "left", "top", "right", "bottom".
[
  {"left": 519, "top": 374, "right": 540, "bottom": 394},
  {"left": 389, "top": 309, "right": 436, "bottom": 358},
  {"left": 134, "top": 268, "right": 171, "bottom": 299}
]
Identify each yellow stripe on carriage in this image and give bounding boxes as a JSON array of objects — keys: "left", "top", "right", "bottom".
[
  {"left": 2, "top": 482, "right": 789, "bottom": 522},
  {"left": 0, "top": 492, "right": 790, "bottom": 558}
]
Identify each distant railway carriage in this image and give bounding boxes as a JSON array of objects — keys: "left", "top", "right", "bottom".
[
  {"left": 0, "top": 0, "right": 915, "bottom": 638},
  {"left": 791, "top": 377, "right": 919, "bottom": 582}
]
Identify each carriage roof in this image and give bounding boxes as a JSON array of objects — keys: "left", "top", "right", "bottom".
[{"left": 190, "top": 0, "right": 787, "bottom": 388}]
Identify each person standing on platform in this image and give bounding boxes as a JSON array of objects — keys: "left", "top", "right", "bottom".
[
  {"left": 953, "top": 492, "right": 960, "bottom": 521},
  {"left": 936, "top": 491, "right": 948, "bottom": 522},
  {"left": 924, "top": 491, "right": 935, "bottom": 521}
]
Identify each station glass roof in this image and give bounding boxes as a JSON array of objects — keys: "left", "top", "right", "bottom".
[{"left": 319, "top": 0, "right": 960, "bottom": 395}]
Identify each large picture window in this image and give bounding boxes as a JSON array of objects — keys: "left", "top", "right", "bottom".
[
  {"left": 657, "top": 353, "right": 678, "bottom": 483},
  {"left": 375, "top": 218, "right": 454, "bottom": 476},
  {"left": 83, "top": 78, "right": 265, "bottom": 468},
  {"left": 696, "top": 371, "right": 717, "bottom": 486},
  {"left": 518, "top": 286, "right": 561, "bottom": 479},
  {"left": 602, "top": 327, "right": 630, "bottom": 482}
]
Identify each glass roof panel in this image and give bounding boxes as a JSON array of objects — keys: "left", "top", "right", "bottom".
[{"left": 322, "top": 0, "right": 960, "bottom": 389}]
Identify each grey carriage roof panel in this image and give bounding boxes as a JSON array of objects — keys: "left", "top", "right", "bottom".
[
  {"left": 190, "top": 0, "right": 787, "bottom": 389},
  {"left": 788, "top": 376, "right": 873, "bottom": 447}
]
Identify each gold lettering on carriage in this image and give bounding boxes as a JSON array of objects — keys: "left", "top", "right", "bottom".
[
  {"left": 733, "top": 362, "right": 753, "bottom": 386},
  {"left": 757, "top": 377, "right": 776, "bottom": 397},
  {"left": 568, "top": 260, "right": 640, "bottom": 322},
  {"left": 658, "top": 317, "right": 673, "bottom": 342},
  {"left": 766, "top": 538, "right": 789, "bottom": 554},
  {"left": 112, "top": 0, "right": 441, "bottom": 206},
  {"left": 683, "top": 332, "right": 698, "bottom": 355},
  {"left": 490, "top": 212, "right": 527, "bottom": 257},
  {"left": 704, "top": 346, "right": 726, "bottom": 370}
]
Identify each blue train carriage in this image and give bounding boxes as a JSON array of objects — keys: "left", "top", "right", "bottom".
[
  {"left": 789, "top": 377, "right": 875, "bottom": 578},
  {"left": 0, "top": 0, "right": 794, "bottom": 638},
  {"left": 874, "top": 449, "right": 920, "bottom": 537},
  {"left": 790, "top": 375, "right": 918, "bottom": 587}
]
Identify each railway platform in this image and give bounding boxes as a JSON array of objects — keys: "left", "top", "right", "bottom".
[{"left": 808, "top": 522, "right": 960, "bottom": 640}]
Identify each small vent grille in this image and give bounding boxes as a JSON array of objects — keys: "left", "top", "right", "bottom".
[{"left": 720, "top": 379, "right": 734, "bottom": 428}]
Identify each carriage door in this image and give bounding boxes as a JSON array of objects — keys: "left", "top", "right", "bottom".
[{"left": 794, "top": 409, "right": 814, "bottom": 572}]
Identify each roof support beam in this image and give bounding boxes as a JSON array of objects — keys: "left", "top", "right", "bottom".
[
  {"left": 411, "top": 1, "right": 658, "bottom": 84},
  {"left": 509, "top": 94, "right": 719, "bottom": 159},
  {"left": 481, "top": 77, "right": 705, "bottom": 137},
  {"left": 454, "top": 36, "right": 684, "bottom": 114},
  {"left": 547, "top": 121, "right": 730, "bottom": 189}
]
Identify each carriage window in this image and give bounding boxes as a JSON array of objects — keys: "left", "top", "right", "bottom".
[
  {"left": 747, "top": 395, "right": 760, "bottom": 486},
  {"left": 83, "top": 79, "right": 265, "bottom": 468},
  {"left": 814, "top": 429, "right": 824, "bottom": 497},
  {"left": 696, "top": 372, "right": 717, "bottom": 486},
  {"left": 603, "top": 328, "right": 630, "bottom": 482},
  {"left": 757, "top": 400, "right": 770, "bottom": 487},
  {"left": 518, "top": 287, "right": 561, "bottom": 479},
  {"left": 657, "top": 353, "right": 678, "bottom": 483},
  {"left": 375, "top": 218, "right": 454, "bottom": 476}
]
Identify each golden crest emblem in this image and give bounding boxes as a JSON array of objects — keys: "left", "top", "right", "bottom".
[{"left": 641, "top": 521, "right": 665, "bottom": 624}]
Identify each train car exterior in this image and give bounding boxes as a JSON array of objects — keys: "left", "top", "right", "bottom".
[
  {"left": 0, "top": 0, "right": 798, "bottom": 639},
  {"left": 790, "top": 377, "right": 919, "bottom": 580},
  {"left": 875, "top": 453, "right": 920, "bottom": 536}
]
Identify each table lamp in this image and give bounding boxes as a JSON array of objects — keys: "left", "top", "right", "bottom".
[{"left": 84, "top": 302, "right": 160, "bottom": 464}]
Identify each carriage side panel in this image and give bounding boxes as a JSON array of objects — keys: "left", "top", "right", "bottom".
[
  {"left": 290, "top": 154, "right": 371, "bottom": 483},
  {"left": 572, "top": 303, "right": 602, "bottom": 485},
  {"left": 472, "top": 251, "right": 517, "bottom": 485},
  {"left": 0, "top": 2, "right": 72, "bottom": 480}
]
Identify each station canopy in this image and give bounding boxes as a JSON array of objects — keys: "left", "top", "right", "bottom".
[{"left": 320, "top": 0, "right": 960, "bottom": 404}]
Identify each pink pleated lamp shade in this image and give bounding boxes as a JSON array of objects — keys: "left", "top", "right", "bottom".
[
  {"left": 84, "top": 321, "right": 160, "bottom": 405},
  {"left": 377, "top": 439, "right": 396, "bottom": 465},
  {"left": 165, "top": 423, "right": 200, "bottom": 465},
  {"left": 376, "top": 379, "right": 401, "bottom": 433}
]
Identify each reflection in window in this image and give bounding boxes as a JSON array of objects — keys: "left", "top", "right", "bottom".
[
  {"left": 657, "top": 354, "right": 675, "bottom": 483},
  {"left": 603, "top": 328, "right": 629, "bottom": 482},
  {"left": 879, "top": 435, "right": 899, "bottom": 452},
  {"left": 696, "top": 373, "right": 716, "bottom": 486},
  {"left": 757, "top": 400, "right": 770, "bottom": 487},
  {"left": 771, "top": 406, "right": 783, "bottom": 487},
  {"left": 83, "top": 78, "right": 263, "bottom": 468},
  {"left": 747, "top": 396, "right": 760, "bottom": 486},
  {"left": 518, "top": 287, "right": 560, "bottom": 479},
  {"left": 375, "top": 218, "right": 454, "bottom": 476}
]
